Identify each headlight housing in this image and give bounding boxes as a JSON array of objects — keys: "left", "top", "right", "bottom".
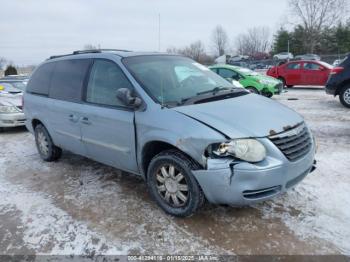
[
  {"left": 0, "top": 106, "right": 20, "bottom": 114},
  {"left": 209, "top": 139, "right": 266, "bottom": 163}
]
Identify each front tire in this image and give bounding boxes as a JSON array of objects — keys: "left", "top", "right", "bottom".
[
  {"left": 339, "top": 86, "right": 350, "bottom": 108},
  {"left": 246, "top": 87, "right": 260, "bottom": 94},
  {"left": 34, "top": 124, "right": 62, "bottom": 161},
  {"left": 147, "top": 149, "right": 205, "bottom": 217}
]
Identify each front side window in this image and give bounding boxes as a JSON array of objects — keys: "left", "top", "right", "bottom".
[
  {"left": 86, "top": 60, "right": 133, "bottom": 107},
  {"left": 287, "top": 63, "right": 301, "bottom": 70},
  {"left": 123, "top": 56, "right": 236, "bottom": 105}
]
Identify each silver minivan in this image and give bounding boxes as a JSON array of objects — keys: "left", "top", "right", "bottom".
[{"left": 24, "top": 50, "right": 316, "bottom": 217}]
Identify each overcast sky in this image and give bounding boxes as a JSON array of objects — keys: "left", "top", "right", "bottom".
[{"left": 0, "top": 0, "right": 289, "bottom": 65}]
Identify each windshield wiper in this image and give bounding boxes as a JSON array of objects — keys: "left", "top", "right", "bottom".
[
  {"left": 196, "top": 86, "right": 232, "bottom": 96},
  {"left": 178, "top": 87, "right": 247, "bottom": 106}
]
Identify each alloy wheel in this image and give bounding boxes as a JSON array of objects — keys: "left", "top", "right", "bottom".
[
  {"left": 344, "top": 88, "right": 350, "bottom": 105},
  {"left": 156, "top": 164, "right": 189, "bottom": 207},
  {"left": 37, "top": 131, "right": 49, "bottom": 156}
]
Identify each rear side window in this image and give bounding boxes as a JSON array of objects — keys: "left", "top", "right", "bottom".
[
  {"left": 26, "top": 62, "right": 55, "bottom": 95},
  {"left": 304, "top": 63, "right": 321, "bottom": 70},
  {"left": 86, "top": 60, "right": 133, "bottom": 107},
  {"left": 50, "top": 59, "right": 91, "bottom": 102}
]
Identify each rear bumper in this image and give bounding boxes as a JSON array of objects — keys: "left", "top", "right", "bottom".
[
  {"left": 192, "top": 142, "right": 316, "bottom": 206},
  {"left": 0, "top": 112, "right": 26, "bottom": 127}
]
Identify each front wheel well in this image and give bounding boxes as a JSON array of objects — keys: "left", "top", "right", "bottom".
[
  {"left": 336, "top": 81, "right": 350, "bottom": 96},
  {"left": 32, "top": 119, "right": 44, "bottom": 129},
  {"left": 141, "top": 141, "right": 202, "bottom": 179}
]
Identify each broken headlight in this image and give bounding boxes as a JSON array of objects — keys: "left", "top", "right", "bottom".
[{"left": 209, "top": 139, "right": 266, "bottom": 163}]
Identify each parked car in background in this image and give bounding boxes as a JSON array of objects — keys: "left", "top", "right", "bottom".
[
  {"left": 228, "top": 55, "right": 249, "bottom": 63},
  {"left": 209, "top": 64, "right": 283, "bottom": 97},
  {"left": 294, "top": 54, "right": 321, "bottom": 61},
  {"left": 332, "top": 59, "right": 341, "bottom": 66},
  {"left": 250, "top": 52, "right": 270, "bottom": 60},
  {"left": 267, "top": 60, "right": 333, "bottom": 87},
  {"left": 227, "top": 61, "right": 249, "bottom": 68},
  {"left": 326, "top": 54, "right": 350, "bottom": 108},
  {"left": 0, "top": 80, "right": 27, "bottom": 92},
  {"left": 0, "top": 83, "right": 25, "bottom": 130},
  {"left": 273, "top": 52, "right": 294, "bottom": 60},
  {"left": 24, "top": 50, "right": 316, "bottom": 217}
]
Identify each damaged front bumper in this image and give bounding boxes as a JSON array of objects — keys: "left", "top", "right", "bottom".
[{"left": 192, "top": 140, "right": 316, "bottom": 206}]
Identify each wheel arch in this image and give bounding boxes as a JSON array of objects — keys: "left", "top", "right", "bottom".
[
  {"left": 336, "top": 80, "right": 350, "bottom": 96},
  {"left": 140, "top": 140, "right": 203, "bottom": 180}
]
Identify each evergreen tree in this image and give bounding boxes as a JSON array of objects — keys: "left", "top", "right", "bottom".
[{"left": 4, "top": 65, "right": 17, "bottom": 76}]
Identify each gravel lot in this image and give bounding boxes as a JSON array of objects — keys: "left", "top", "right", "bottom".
[{"left": 0, "top": 88, "right": 349, "bottom": 256}]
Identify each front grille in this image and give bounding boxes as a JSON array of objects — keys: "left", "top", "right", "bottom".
[{"left": 269, "top": 123, "right": 312, "bottom": 161}]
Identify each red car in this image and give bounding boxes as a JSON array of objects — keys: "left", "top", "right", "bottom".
[{"left": 267, "top": 60, "right": 333, "bottom": 87}]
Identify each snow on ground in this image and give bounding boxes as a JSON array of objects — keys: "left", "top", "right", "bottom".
[
  {"left": 0, "top": 176, "right": 135, "bottom": 255},
  {"left": 0, "top": 88, "right": 349, "bottom": 255},
  {"left": 260, "top": 89, "right": 350, "bottom": 254}
]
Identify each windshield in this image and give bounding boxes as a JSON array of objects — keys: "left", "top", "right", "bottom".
[
  {"left": 123, "top": 55, "right": 239, "bottom": 105},
  {"left": 0, "top": 83, "right": 22, "bottom": 93},
  {"left": 10, "top": 81, "right": 26, "bottom": 91}
]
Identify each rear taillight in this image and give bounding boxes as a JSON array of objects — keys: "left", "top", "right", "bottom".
[{"left": 330, "top": 67, "right": 344, "bottom": 75}]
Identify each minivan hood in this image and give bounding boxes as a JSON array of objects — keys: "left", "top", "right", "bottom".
[{"left": 174, "top": 94, "right": 303, "bottom": 138}]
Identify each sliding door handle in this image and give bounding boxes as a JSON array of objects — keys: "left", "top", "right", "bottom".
[{"left": 81, "top": 117, "right": 91, "bottom": 125}]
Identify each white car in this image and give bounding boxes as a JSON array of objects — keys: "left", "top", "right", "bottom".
[
  {"left": 0, "top": 83, "right": 26, "bottom": 130},
  {"left": 273, "top": 52, "right": 294, "bottom": 60}
]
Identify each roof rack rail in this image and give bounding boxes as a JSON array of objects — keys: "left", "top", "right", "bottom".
[
  {"left": 48, "top": 49, "right": 132, "bottom": 60},
  {"left": 48, "top": 53, "right": 74, "bottom": 59},
  {"left": 72, "top": 49, "right": 101, "bottom": 55}
]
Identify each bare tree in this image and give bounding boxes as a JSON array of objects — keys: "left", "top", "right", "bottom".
[
  {"left": 235, "top": 27, "right": 271, "bottom": 56},
  {"left": 211, "top": 25, "right": 229, "bottom": 56},
  {"left": 167, "top": 41, "right": 206, "bottom": 62},
  {"left": 83, "top": 44, "right": 100, "bottom": 50},
  {"left": 0, "top": 57, "right": 7, "bottom": 70},
  {"left": 289, "top": 0, "right": 348, "bottom": 52}
]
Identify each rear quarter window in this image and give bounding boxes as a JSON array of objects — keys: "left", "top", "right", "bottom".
[
  {"left": 26, "top": 62, "right": 55, "bottom": 95},
  {"left": 49, "top": 59, "right": 92, "bottom": 102}
]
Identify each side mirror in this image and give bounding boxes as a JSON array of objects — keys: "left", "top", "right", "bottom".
[{"left": 117, "top": 88, "right": 142, "bottom": 108}]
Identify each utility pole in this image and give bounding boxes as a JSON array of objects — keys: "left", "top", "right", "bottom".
[{"left": 287, "top": 39, "right": 290, "bottom": 62}]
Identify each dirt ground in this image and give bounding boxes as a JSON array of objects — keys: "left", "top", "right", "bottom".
[{"left": 0, "top": 88, "right": 349, "bottom": 256}]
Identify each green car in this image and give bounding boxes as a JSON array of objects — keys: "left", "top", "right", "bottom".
[{"left": 209, "top": 64, "right": 283, "bottom": 97}]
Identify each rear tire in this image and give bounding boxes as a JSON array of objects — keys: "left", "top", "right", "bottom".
[
  {"left": 339, "top": 86, "right": 350, "bottom": 108},
  {"left": 147, "top": 149, "right": 205, "bottom": 217},
  {"left": 34, "top": 124, "right": 62, "bottom": 161}
]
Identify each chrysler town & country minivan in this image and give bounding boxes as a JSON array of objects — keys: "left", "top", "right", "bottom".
[{"left": 24, "top": 50, "right": 316, "bottom": 217}]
